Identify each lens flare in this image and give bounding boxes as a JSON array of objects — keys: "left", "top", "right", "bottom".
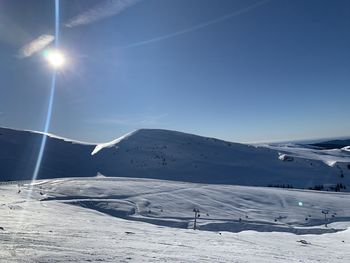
[
  {"left": 44, "top": 49, "right": 65, "bottom": 68},
  {"left": 12, "top": 0, "right": 61, "bottom": 252}
]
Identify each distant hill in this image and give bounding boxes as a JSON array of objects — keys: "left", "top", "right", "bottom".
[
  {"left": 310, "top": 139, "right": 350, "bottom": 150},
  {"left": 0, "top": 127, "right": 96, "bottom": 181},
  {"left": 0, "top": 127, "right": 349, "bottom": 190}
]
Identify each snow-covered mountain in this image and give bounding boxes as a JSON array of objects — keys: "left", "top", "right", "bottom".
[
  {"left": 92, "top": 129, "right": 350, "bottom": 189},
  {"left": 1, "top": 127, "right": 349, "bottom": 190},
  {"left": 0, "top": 127, "right": 96, "bottom": 181}
]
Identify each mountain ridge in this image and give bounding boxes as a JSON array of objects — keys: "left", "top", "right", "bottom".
[{"left": 0, "top": 126, "right": 349, "bottom": 190}]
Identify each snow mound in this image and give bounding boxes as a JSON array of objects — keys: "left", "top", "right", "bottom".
[
  {"left": 278, "top": 153, "right": 294, "bottom": 162},
  {"left": 342, "top": 146, "right": 350, "bottom": 152}
]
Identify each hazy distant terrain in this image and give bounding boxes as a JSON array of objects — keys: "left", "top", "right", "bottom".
[{"left": 310, "top": 139, "right": 350, "bottom": 150}]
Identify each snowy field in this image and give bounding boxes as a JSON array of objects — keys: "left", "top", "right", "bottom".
[{"left": 1, "top": 176, "right": 349, "bottom": 262}]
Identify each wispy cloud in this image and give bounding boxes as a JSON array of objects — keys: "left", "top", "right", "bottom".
[
  {"left": 87, "top": 114, "right": 168, "bottom": 127},
  {"left": 17, "top": 0, "right": 139, "bottom": 58},
  {"left": 123, "top": 0, "right": 270, "bottom": 48},
  {"left": 65, "top": 0, "right": 140, "bottom": 28},
  {"left": 18, "top": 34, "right": 54, "bottom": 58}
]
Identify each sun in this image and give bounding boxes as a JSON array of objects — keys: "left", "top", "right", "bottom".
[{"left": 44, "top": 49, "right": 65, "bottom": 69}]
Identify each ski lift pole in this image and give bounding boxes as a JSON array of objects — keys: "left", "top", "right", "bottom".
[
  {"left": 193, "top": 208, "right": 200, "bottom": 230},
  {"left": 322, "top": 210, "right": 329, "bottom": 227}
]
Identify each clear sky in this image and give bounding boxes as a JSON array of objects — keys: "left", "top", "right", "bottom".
[{"left": 0, "top": 0, "right": 349, "bottom": 143}]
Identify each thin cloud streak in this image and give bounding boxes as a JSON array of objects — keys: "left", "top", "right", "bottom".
[
  {"left": 123, "top": 0, "right": 271, "bottom": 48},
  {"left": 17, "top": 0, "right": 139, "bottom": 58},
  {"left": 65, "top": 0, "right": 140, "bottom": 28},
  {"left": 18, "top": 34, "right": 54, "bottom": 58}
]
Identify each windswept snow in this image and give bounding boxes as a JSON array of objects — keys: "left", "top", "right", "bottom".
[
  {"left": 91, "top": 130, "right": 137, "bottom": 155},
  {"left": 0, "top": 177, "right": 349, "bottom": 262}
]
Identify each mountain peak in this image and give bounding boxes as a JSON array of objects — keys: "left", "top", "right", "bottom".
[{"left": 91, "top": 128, "right": 233, "bottom": 156}]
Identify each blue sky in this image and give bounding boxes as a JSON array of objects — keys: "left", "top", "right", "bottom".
[{"left": 0, "top": 0, "right": 349, "bottom": 143}]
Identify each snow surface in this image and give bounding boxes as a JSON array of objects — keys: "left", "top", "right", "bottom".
[{"left": 1, "top": 177, "right": 349, "bottom": 262}]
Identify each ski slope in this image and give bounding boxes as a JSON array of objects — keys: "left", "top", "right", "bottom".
[{"left": 1, "top": 177, "right": 349, "bottom": 262}]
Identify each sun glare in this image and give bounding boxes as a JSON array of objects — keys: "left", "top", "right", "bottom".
[{"left": 44, "top": 49, "right": 65, "bottom": 69}]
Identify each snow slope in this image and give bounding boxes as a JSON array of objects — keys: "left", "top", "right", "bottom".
[
  {"left": 92, "top": 129, "right": 350, "bottom": 189},
  {"left": 0, "top": 127, "right": 96, "bottom": 181},
  {"left": 1, "top": 127, "right": 349, "bottom": 190},
  {"left": 1, "top": 177, "right": 349, "bottom": 262},
  {"left": 37, "top": 177, "right": 350, "bottom": 233}
]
